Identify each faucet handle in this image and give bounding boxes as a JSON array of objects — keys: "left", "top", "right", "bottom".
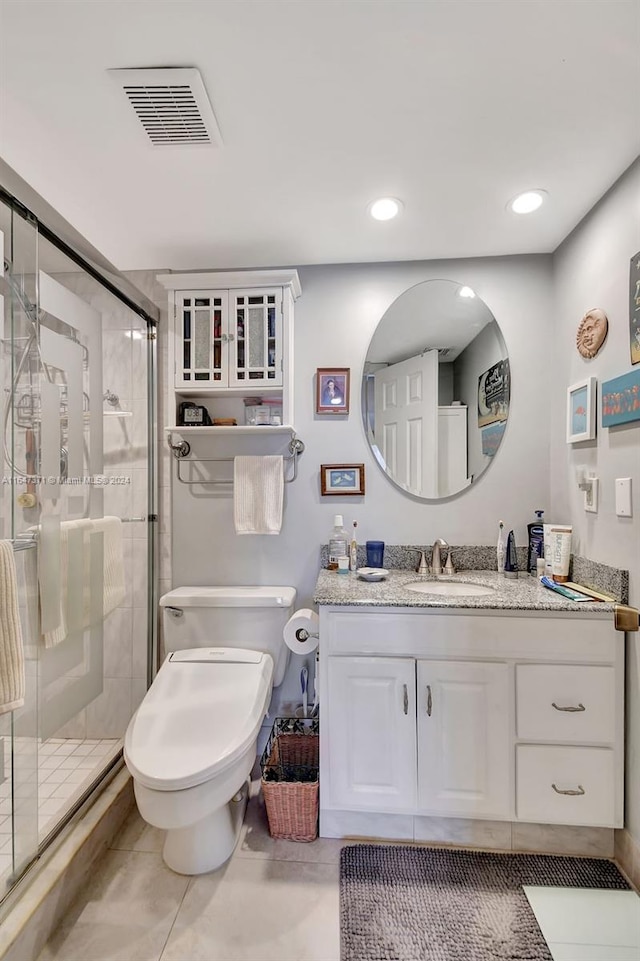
[
  {"left": 444, "top": 550, "right": 455, "bottom": 574},
  {"left": 417, "top": 551, "right": 429, "bottom": 575}
]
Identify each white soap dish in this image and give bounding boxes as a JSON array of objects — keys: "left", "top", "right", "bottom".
[{"left": 357, "top": 567, "right": 389, "bottom": 582}]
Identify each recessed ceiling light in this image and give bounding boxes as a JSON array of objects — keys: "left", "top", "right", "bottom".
[
  {"left": 458, "top": 286, "right": 476, "bottom": 298},
  {"left": 509, "top": 190, "right": 547, "bottom": 214},
  {"left": 369, "top": 197, "right": 403, "bottom": 221}
]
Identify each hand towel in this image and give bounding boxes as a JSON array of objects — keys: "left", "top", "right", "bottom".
[
  {"left": 42, "top": 516, "right": 125, "bottom": 648},
  {"left": 234, "top": 455, "right": 284, "bottom": 535},
  {"left": 0, "top": 540, "right": 25, "bottom": 714}
]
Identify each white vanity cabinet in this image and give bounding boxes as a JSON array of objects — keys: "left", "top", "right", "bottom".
[
  {"left": 416, "top": 660, "right": 510, "bottom": 818},
  {"left": 158, "top": 269, "right": 301, "bottom": 431},
  {"left": 327, "top": 657, "right": 417, "bottom": 811},
  {"left": 319, "top": 606, "right": 624, "bottom": 842}
]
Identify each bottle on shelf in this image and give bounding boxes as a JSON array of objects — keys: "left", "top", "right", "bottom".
[
  {"left": 328, "top": 515, "right": 349, "bottom": 570},
  {"left": 527, "top": 510, "right": 545, "bottom": 575}
]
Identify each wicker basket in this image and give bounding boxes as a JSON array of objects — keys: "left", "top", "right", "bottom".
[{"left": 260, "top": 717, "right": 319, "bottom": 842}]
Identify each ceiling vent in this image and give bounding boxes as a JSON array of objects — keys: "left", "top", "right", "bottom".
[{"left": 108, "top": 67, "right": 222, "bottom": 147}]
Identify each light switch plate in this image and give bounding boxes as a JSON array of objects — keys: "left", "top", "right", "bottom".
[
  {"left": 584, "top": 475, "right": 598, "bottom": 513},
  {"left": 615, "top": 477, "right": 632, "bottom": 517}
]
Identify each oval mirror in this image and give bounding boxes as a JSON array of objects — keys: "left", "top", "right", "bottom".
[{"left": 362, "top": 279, "right": 510, "bottom": 500}]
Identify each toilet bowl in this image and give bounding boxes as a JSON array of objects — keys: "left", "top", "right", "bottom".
[
  {"left": 124, "top": 586, "right": 296, "bottom": 874},
  {"left": 125, "top": 648, "right": 274, "bottom": 874}
]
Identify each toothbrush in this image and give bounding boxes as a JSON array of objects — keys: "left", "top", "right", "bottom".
[
  {"left": 350, "top": 520, "right": 358, "bottom": 572},
  {"left": 301, "top": 667, "right": 308, "bottom": 718}
]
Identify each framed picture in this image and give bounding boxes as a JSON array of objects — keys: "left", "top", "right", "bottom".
[
  {"left": 477, "top": 359, "right": 510, "bottom": 427},
  {"left": 602, "top": 368, "right": 640, "bottom": 427},
  {"left": 630, "top": 251, "right": 640, "bottom": 365},
  {"left": 566, "top": 377, "right": 596, "bottom": 443},
  {"left": 320, "top": 463, "right": 365, "bottom": 496},
  {"left": 316, "top": 368, "right": 350, "bottom": 414}
]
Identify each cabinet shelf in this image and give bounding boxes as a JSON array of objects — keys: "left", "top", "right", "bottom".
[{"left": 165, "top": 424, "right": 295, "bottom": 436}]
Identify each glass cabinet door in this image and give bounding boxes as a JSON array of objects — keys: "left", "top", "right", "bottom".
[
  {"left": 175, "top": 291, "right": 228, "bottom": 388},
  {"left": 229, "top": 289, "right": 282, "bottom": 388}
]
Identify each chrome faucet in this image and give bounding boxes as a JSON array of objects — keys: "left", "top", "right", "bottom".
[{"left": 430, "top": 538, "right": 449, "bottom": 575}]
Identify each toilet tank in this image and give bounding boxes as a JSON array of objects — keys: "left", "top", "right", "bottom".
[{"left": 159, "top": 586, "right": 297, "bottom": 687}]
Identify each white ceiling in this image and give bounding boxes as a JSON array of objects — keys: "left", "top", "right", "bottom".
[{"left": 1, "top": 0, "right": 638, "bottom": 272}]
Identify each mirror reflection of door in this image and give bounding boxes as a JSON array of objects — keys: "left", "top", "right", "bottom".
[
  {"left": 363, "top": 280, "right": 509, "bottom": 501},
  {"left": 374, "top": 350, "right": 439, "bottom": 498}
]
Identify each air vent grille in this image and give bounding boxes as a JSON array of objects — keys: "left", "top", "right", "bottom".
[{"left": 109, "top": 67, "right": 222, "bottom": 147}]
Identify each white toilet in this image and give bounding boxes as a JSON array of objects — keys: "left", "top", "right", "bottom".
[{"left": 124, "top": 585, "right": 296, "bottom": 875}]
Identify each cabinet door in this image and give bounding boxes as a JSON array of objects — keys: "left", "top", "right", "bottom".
[
  {"left": 230, "top": 289, "right": 283, "bottom": 388},
  {"left": 327, "top": 657, "right": 417, "bottom": 812},
  {"left": 175, "top": 290, "right": 228, "bottom": 388},
  {"left": 417, "top": 660, "right": 510, "bottom": 818}
]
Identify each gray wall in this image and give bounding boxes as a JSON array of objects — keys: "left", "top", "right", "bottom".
[
  {"left": 169, "top": 255, "right": 553, "bottom": 714},
  {"left": 550, "top": 158, "right": 640, "bottom": 840}
]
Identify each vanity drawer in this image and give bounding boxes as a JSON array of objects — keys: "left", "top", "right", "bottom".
[
  {"left": 516, "top": 745, "right": 615, "bottom": 826},
  {"left": 516, "top": 665, "right": 615, "bottom": 743}
]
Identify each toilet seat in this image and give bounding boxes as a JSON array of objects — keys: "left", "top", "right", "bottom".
[{"left": 124, "top": 648, "right": 274, "bottom": 792}]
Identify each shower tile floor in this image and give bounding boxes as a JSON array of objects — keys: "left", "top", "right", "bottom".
[
  {"left": 0, "top": 737, "right": 120, "bottom": 880},
  {"left": 35, "top": 777, "right": 639, "bottom": 961}
]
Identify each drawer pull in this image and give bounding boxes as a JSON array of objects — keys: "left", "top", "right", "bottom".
[
  {"left": 551, "top": 783, "right": 585, "bottom": 797},
  {"left": 426, "top": 685, "right": 432, "bottom": 717},
  {"left": 403, "top": 684, "right": 408, "bottom": 715},
  {"left": 552, "top": 702, "right": 585, "bottom": 713}
]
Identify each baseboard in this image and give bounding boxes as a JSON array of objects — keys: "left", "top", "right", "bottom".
[
  {"left": 614, "top": 827, "right": 640, "bottom": 891},
  {"left": 0, "top": 765, "right": 135, "bottom": 961}
]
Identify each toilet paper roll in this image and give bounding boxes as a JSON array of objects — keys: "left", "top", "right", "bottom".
[{"left": 283, "top": 609, "right": 320, "bottom": 655}]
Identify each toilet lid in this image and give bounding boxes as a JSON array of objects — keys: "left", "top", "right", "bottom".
[{"left": 124, "top": 648, "right": 274, "bottom": 791}]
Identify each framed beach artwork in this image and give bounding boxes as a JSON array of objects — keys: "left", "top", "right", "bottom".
[
  {"left": 602, "top": 369, "right": 640, "bottom": 427},
  {"left": 630, "top": 251, "right": 640, "bottom": 365},
  {"left": 566, "top": 377, "right": 596, "bottom": 443},
  {"left": 316, "top": 368, "right": 350, "bottom": 414},
  {"left": 320, "top": 463, "right": 365, "bottom": 496}
]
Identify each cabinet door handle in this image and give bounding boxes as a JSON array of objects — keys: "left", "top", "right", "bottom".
[
  {"left": 552, "top": 702, "right": 585, "bottom": 713},
  {"left": 551, "top": 783, "right": 585, "bottom": 796},
  {"left": 227, "top": 332, "right": 235, "bottom": 342},
  {"left": 403, "top": 684, "right": 408, "bottom": 715},
  {"left": 426, "top": 685, "right": 432, "bottom": 716},
  {"left": 221, "top": 333, "right": 229, "bottom": 342}
]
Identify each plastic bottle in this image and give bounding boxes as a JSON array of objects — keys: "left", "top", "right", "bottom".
[
  {"left": 328, "top": 515, "right": 349, "bottom": 568},
  {"left": 527, "top": 510, "right": 545, "bottom": 575}
]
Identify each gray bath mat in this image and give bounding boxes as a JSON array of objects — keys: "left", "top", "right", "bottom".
[{"left": 340, "top": 844, "right": 629, "bottom": 961}]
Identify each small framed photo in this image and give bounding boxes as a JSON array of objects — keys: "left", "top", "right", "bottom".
[
  {"left": 316, "top": 368, "right": 350, "bottom": 414},
  {"left": 566, "top": 377, "right": 597, "bottom": 443},
  {"left": 320, "top": 463, "right": 365, "bottom": 496}
]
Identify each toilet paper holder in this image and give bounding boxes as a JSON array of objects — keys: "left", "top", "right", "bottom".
[{"left": 295, "top": 627, "right": 319, "bottom": 643}]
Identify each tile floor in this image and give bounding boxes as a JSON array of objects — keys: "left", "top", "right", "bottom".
[
  {"left": 34, "top": 778, "right": 640, "bottom": 961},
  {"left": 525, "top": 886, "right": 640, "bottom": 961},
  {"left": 0, "top": 738, "right": 120, "bottom": 882}
]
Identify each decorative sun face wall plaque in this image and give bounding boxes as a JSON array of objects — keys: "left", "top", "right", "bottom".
[{"left": 576, "top": 308, "right": 609, "bottom": 359}]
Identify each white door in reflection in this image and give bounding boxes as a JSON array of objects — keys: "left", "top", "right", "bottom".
[{"left": 374, "top": 349, "right": 439, "bottom": 498}]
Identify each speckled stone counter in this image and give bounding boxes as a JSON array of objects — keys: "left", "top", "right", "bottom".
[{"left": 313, "top": 568, "right": 617, "bottom": 614}]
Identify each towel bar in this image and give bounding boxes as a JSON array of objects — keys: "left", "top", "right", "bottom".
[{"left": 169, "top": 433, "right": 305, "bottom": 487}]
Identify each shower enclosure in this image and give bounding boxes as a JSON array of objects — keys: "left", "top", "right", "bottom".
[{"left": 0, "top": 192, "right": 157, "bottom": 901}]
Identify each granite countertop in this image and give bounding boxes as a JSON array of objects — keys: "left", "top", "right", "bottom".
[{"left": 313, "top": 568, "right": 616, "bottom": 615}]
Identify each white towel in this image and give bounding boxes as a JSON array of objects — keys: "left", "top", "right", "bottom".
[
  {"left": 43, "top": 516, "right": 125, "bottom": 648},
  {"left": 0, "top": 541, "right": 25, "bottom": 714},
  {"left": 234, "top": 455, "right": 284, "bottom": 535}
]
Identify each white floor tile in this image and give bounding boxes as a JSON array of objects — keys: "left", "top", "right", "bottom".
[
  {"left": 548, "top": 944, "right": 640, "bottom": 960},
  {"left": 524, "top": 886, "right": 640, "bottom": 949},
  {"left": 161, "top": 857, "right": 340, "bottom": 961}
]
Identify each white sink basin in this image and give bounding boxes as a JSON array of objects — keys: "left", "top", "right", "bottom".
[{"left": 406, "top": 581, "right": 496, "bottom": 597}]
